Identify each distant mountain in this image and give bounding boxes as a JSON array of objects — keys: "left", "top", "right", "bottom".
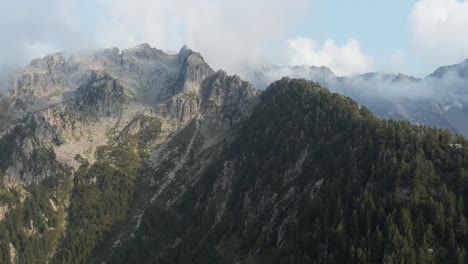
[
  {"left": 0, "top": 45, "right": 467, "bottom": 263},
  {"left": 248, "top": 60, "right": 468, "bottom": 136},
  {"left": 428, "top": 59, "right": 468, "bottom": 79}
]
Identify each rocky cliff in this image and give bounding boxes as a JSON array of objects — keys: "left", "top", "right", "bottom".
[
  {"left": 0, "top": 44, "right": 259, "bottom": 184},
  {"left": 0, "top": 44, "right": 259, "bottom": 263}
]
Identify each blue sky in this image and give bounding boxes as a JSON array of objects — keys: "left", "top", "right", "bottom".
[
  {"left": 299, "top": 1, "right": 415, "bottom": 57},
  {"left": 1, "top": 0, "right": 468, "bottom": 77},
  {"left": 294, "top": 0, "right": 421, "bottom": 75}
]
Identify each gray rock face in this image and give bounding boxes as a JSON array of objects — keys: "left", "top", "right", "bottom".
[
  {"left": 0, "top": 44, "right": 260, "bottom": 183},
  {"left": 173, "top": 48, "right": 214, "bottom": 95},
  {"left": 152, "top": 48, "right": 259, "bottom": 127},
  {"left": 162, "top": 93, "right": 201, "bottom": 124},
  {"left": 0, "top": 124, "right": 64, "bottom": 183},
  {"left": 122, "top": 43, "right": 167, "bottom": 62},
  {"left": 74, "top": 71, "right": 125, "bottom": 116},
  {"left": 200, "top": 71, "right": 259, "bottom": 128},
  {"left": 13, "top": 53, "right": 80, "bottom": 101}
]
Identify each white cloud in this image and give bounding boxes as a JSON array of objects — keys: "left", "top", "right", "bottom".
[
  {"left": 284, "top": 37, "right": 374, "bottom": 76},
  {"left": 0, "top": 0, "right": 311, "bottom": 74},
  {"left": 381, "top": 50, "right": 408, "bottom": 74},
  {"left": 0, "top": 0, "right": 96, "bottom": 66},
  {"left": 409, "top": 0, "right": 468, "bottom": 71},
  {"left": 0, "top": 0, "right": 375, "bottom": 79},
  {"left": 95, "top": 0, "right": 310, "bottom": 74}
]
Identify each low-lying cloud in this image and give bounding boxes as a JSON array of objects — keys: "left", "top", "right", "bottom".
[
  {"left": 0, "top": 0, "right": 467, "bottom": 87},
  {"left": 0, "top": 0, "right": 317, "bottom": 77},
  {"left": 0, "top": 0, "right": 96, "bottom": 66},
  {"left": 0, "top": 1, "right": 401, "bottom": 77},
  {"left": 248, "top": 63, "right": 468, "bottom": 105},
  {"left": 409, "top": 0, "right": 468, "bottom": 72},
  {"left": 94, "top": 0, "right": 310, "bottom": 74},
  {"left": 284, "top": 38, "right": 374, "bottom": 76}
]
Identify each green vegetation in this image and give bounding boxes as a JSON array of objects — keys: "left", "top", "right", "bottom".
[
  {"left": 52, "top": 161, "right": 136, "bottom": 264},
  {"left": 45, "top": 90, "right": 62, "bottom": 100},
  {"left": 0, "top": 168, "right": 71, "bottom": 263},
  {"left": 0, "top": 112, "right": 154, "bottom": 263},
  {"left": 53, "top": 115, "right": 157, "bottom": 263},
  {"left": 0, "top": 92, "right": 11, "bottom": 127},
  {"left": 1, "top": 78, "right": 468, "bottom": 263},
  {"left": 119, "top": 114, "right": 163, "bottom": 148},
  {"left": 0, "top": 134, "right": 72, "bottom": 263},
  {"left": 113, "top": 79, "right": 468, "bottom": 263}
]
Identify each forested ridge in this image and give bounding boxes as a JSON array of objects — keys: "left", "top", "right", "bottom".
[
  {"left": 0, "top": 78, "right": 467, "bottom": 263},
  {"left": 115, "top": 78, "right": 468, "bottom": 263}
]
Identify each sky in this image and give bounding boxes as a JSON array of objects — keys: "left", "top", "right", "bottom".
[{"left": 1, "top": 0, "right": 468, "bottom": 77}]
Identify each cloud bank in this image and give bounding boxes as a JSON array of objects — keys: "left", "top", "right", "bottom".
[
  {"left": 409, "top": 0, "right": 468, "bottom": 72},
  {"left": 0, "top": 0, "right": 96, "bottom": 66},
  {"left": 91, "top": 0, "right": 310, "bottom": 74},
  {"left": 0, "top": 0, "right": 375, "bottom": 78},
  {"left": 0, "top": 0, "right": 467, "bottom": 80},
  {"left": 284, "top": 37, "right": 374, "bottom": 76}
]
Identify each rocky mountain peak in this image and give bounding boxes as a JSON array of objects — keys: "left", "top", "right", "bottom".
[
  {"left": 122, "top": 43, "right": 167, "bottom": 61},
  {"left": 172, "top": 46, "right": 214, "bottom": 95},
  {"left": 0, "top": 43, "right": 261, "bottom": 184},
  {"left": 176, "top": 45, "right": 204, "bottom": 64},
  {"left": 356, "top": 72, "right": 419, "bottom": 83},
  {"left": 199, "top": 70, "right": 259, "bottom": 127},
  {"left": 29, "top": 53, "right": 67, "bottom": 70},
  {"left": 84, "top": 47, "right": 122, "bottom": 66},
  {"left": 178, "top": 45, "right": 191, "bottom": 57},
  {"left": 462, "top": 58, "right": 468, "bottom": 68},
  {"left": 428, "top": 58, "right": 468, "bottom": 79},
  {"left": 74, "top": 71, "right": 125, "bottom": 116}
]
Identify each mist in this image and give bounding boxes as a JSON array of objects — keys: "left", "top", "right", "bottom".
[
  {"left": 0, "top": 1, "right": 97, "bottom": 67},
  {"left": 0, "top": 0, "right": 467, "bottom": 104},
  {"left": 0, "top": 0, "right": 311, "bottom": 75},
  {"left": 244, "top": 63, "right": 468, "bottom": 105},
  {"left": 0, "top": 65, "right": 18, "bottom": 92}
]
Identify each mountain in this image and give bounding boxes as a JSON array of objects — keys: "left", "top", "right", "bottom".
[
  {"left": 428, "top": 59, "right": 468, "bottom": 79},
  {"left": 0, "top": 44, "right": 258, "bottom": 263},
  {"left": 0, "top": 45, "right": 467, "bottom": 263},
  {"left": 109, "top": 78, "right": 468, "bottom": 263},
  {"left": 248, "top": 61, "right": 468, "bottom": 136}
]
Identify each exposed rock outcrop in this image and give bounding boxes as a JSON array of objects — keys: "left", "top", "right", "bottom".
[
  {"left": 200, "top": 71, "right": 259, "bottom": 128},
  {"left": 74, "top": 71, "right": 125, "bottom": 116},
  {"left": 0, "top": 43, "right": 260, "bottom": 183},
  {"left": 0, "top": 205, "right": 9, "bottom": 221}
]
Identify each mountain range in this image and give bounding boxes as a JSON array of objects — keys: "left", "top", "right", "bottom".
[
  {"left": 0, "top": 44, "right": 466, "bottom": 263},
  {"left": 248, "top": 59, "right": 468, "bottom": 135}
]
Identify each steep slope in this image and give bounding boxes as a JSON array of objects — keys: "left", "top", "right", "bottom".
[
  {"left": 0, "top": 44, "right": 258, "bottom": 183},
  {"left": 111, "top": 79, "right": 468, "bottom": 264},
  {"left": 0, "top": 92, "right": 11, "bottom": 127},
  {"left": 73, "top": 71, "right": 125, "bottom": 116},
  {"left": 0, "top": 44, "right": 258, "bottom": 264}
]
